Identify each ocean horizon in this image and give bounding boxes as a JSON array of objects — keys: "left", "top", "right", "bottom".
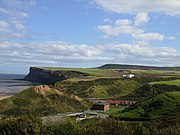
[{"left": 0, "top": 73, "right": 26, "bottom": 80}]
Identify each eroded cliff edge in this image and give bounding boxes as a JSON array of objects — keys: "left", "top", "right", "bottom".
[{"left": 24, "top": 67, "right": 89, "bottom": 84}]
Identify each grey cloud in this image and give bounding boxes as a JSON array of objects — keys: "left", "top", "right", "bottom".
[
  {"left": 0, "top": 41, "right": 179, "bottom": 68},
  {"left": 0, "top": 41, "right": 102, "bottom": 67},
  {"left": 104, "top": 44, "right": 180, "bottom": 66}
]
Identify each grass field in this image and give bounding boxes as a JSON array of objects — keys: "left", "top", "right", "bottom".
[
  {"left": 149, "top": 79, "right": 180, "bottom": 86},
  {"left": 132, "top": 69, "right": 180, "bottom": 77},
  {"left": 41, "top": 67, "right": 115, "bottom": 77}
]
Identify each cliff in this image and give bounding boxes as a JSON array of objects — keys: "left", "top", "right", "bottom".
[{"left": 24, "top": 67, "right": 89, "bottom": 84}]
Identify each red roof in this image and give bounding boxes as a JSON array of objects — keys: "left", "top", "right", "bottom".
[{"left": 108, "top": 100, "right": 136, "bottom": 104}]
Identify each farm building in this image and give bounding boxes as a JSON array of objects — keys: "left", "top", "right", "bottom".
[
  {"left": 127, "top": 74, "right": 135, "bottom": 78},
  {"left": 91, "top": 102, "right": 109, "bottom": 111},
  {"left": 108, "top": 100, "right": 136, "bottom": 106},
  {"left": 122, "top": 74, "right": 135, "bottom": 78},
  {"left": 115, "top": 69, "right": 131, "bottom": 73}
]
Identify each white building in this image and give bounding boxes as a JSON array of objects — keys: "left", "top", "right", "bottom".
[
  {"left": 122, "top": 75, "right": 127, "bottom": 77},
  {"left": 126, "top": 74, "right": 135, "bottom": 78}
]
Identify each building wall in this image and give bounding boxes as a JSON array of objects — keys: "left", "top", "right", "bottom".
[
  {"left": 92, "top": 104, "right": 110, "bottom": 111},
  {"left": 104, "top": 104, "right": 109, "bottom": 110}
]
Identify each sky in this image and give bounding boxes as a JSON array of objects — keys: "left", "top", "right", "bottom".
[{"left": 0, "top": 0, "right": 180, "bottom": 74}]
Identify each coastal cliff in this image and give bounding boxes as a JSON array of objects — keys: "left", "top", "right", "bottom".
[{"left": 24, "top": 67, "right": 89, "bottom": 84}]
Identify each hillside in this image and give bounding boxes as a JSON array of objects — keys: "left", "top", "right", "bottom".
[
  {"left": 98, "top": 64, "right": 178, "bottom": 70},
  {"left": 54, "top": 78, "right": 142, "bottom": 98},
  {"left": 122, "top": 84, "right": 180, "bottom": 101},
  {"left": 115, "top": 92, "right": 180, "bottom": 119},
  {"left": 0, "top": 85, "right": 90, "bottom": 115},
  {"left": 149, "top": 79, "right": 180, "bottom": 86}
]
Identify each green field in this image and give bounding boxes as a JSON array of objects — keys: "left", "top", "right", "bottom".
[
  {"left": 149, "top": 79, "right": 180, "bottom": 86},
  {"left": 41, "top": 67, "right": 115, "bottom": 77},
  {"left": 132, "top": 69, "right": 180, "bottom": 77}
]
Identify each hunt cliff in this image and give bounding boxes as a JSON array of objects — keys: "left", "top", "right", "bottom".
[{"left": 24, "top": 67, "right": 89, "bottom": 84}]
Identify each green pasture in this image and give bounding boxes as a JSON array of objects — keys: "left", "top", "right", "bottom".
[
  {"left": 149, "top": 79, "right": 180, "bottom": 86},
  {"left": 41, "top": 67, "right": 115, "bottom": 77}
]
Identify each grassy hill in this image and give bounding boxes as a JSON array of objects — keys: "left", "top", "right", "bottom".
[
  {"left": 149, "top": 79, "right": 180, "bottom": 86},
  {"left": 0, "top": 85, "right": 90, "bottom": 115},
  {"left": 54, "top": 78, "right": 142, "bottom": 98},
  {"left": 122, "top": 84, "right": 180, "bottom": 101},
  {"left": 115, "top": 92, "right": 180, "bottom": 119},
  {"left": 98, "top": 64, "right": 171, "bottom": 70}
]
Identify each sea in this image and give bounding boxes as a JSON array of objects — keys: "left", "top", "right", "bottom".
[{"left": 0, "top": 74, "right": 35, "bottom": 97}]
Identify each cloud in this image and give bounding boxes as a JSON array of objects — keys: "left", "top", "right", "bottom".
[
  {"left": 0, "top": 20, "right": 10, "bottom": 32},
  {"left": 104, "top": 43, "right": 180, "bottom": 66},
  {"left": 0, "top": 41, "right": 179, "bottom": 69},
  {"left": 11, "top": 20, "right": 27, "bottom": 31},
  {"left": 15, "top": 23, "right": 26, "bottom": 30},
  {"left": 97, "top": 24, "right": 140, "bottom": 37},
  {"left": 132, "top": 33, "right": 164, "bottom": 45},
  {"left": 97, "top": 18, "right": 142, "bottom": 37},
  {"left": 0, "top": 0, "right": 34, "bottom": 42},
  {"left": 95, "top": 0, "right": 180, "bottom": 16},
  {"left": 134, "top": 12, "right": 149, "bottom": 26},
  {"left": 103, "top": 18, "right": 112, "bottom": 23},
  {"left": 0, "top": 41, "right": 102, "bottom": 67},
  {"left": 97, "top": 16, "right": 164, "bottom": 45},
  {"left": 29, "top": 0, "right": 36, "bottom": 7},
  {"left": 0, "top": 8, "right": 28, "bottom": 18},
  {"left": 0, "top": 8, "right": 9, "bottom": 14},
  {"left": 115, "top": 19, "right": 132, "bottom": 26},
  {"left": 0, "top": 0, "right": 36, "bottom": 9},
  {"left": 168, "top": 36, "right": 176, "bottom": 40}
]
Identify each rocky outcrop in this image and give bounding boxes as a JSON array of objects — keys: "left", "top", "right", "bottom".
[
  {"left": 24, "top": 67, "right": 89, "bottom": 84},
  {"left": 34, "top": 85, "right": 63, "bottom": 97}
]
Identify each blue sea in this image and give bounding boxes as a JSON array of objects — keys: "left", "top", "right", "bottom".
[{"left": 0, "top": 74, "right": 34, "bottom": 96}]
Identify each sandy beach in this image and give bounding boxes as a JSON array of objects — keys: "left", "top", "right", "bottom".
[{"left": 0, "top": 95, "right": 12, "bottom": 100}]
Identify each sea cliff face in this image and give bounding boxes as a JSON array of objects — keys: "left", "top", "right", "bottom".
[{"left": 24, "top": 67, "right": 89, "bottom": 84}]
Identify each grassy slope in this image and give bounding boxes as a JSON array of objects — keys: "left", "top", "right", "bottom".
[
  {"left": 54, "top": 78, "right": 142, "bottom": 98},
  {"left": 115, "top": 92, "right": 180, "bottom": 119},
  {"left": 149, "top": 79, "right": 180, "bottom": 86},
  {"left": 0, "top": 87, "right": 90, "bottom": 115},
  {"left": 122, "top": 84, "right": 180, "bottom": 101}
]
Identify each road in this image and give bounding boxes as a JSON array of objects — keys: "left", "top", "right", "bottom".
[{"left": 42, "top": 111, "right": 109, "bottom": 124}]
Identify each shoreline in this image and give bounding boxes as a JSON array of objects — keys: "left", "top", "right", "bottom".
[{"left": 0, "top": 95, "right": 13, "bottom": 100}]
